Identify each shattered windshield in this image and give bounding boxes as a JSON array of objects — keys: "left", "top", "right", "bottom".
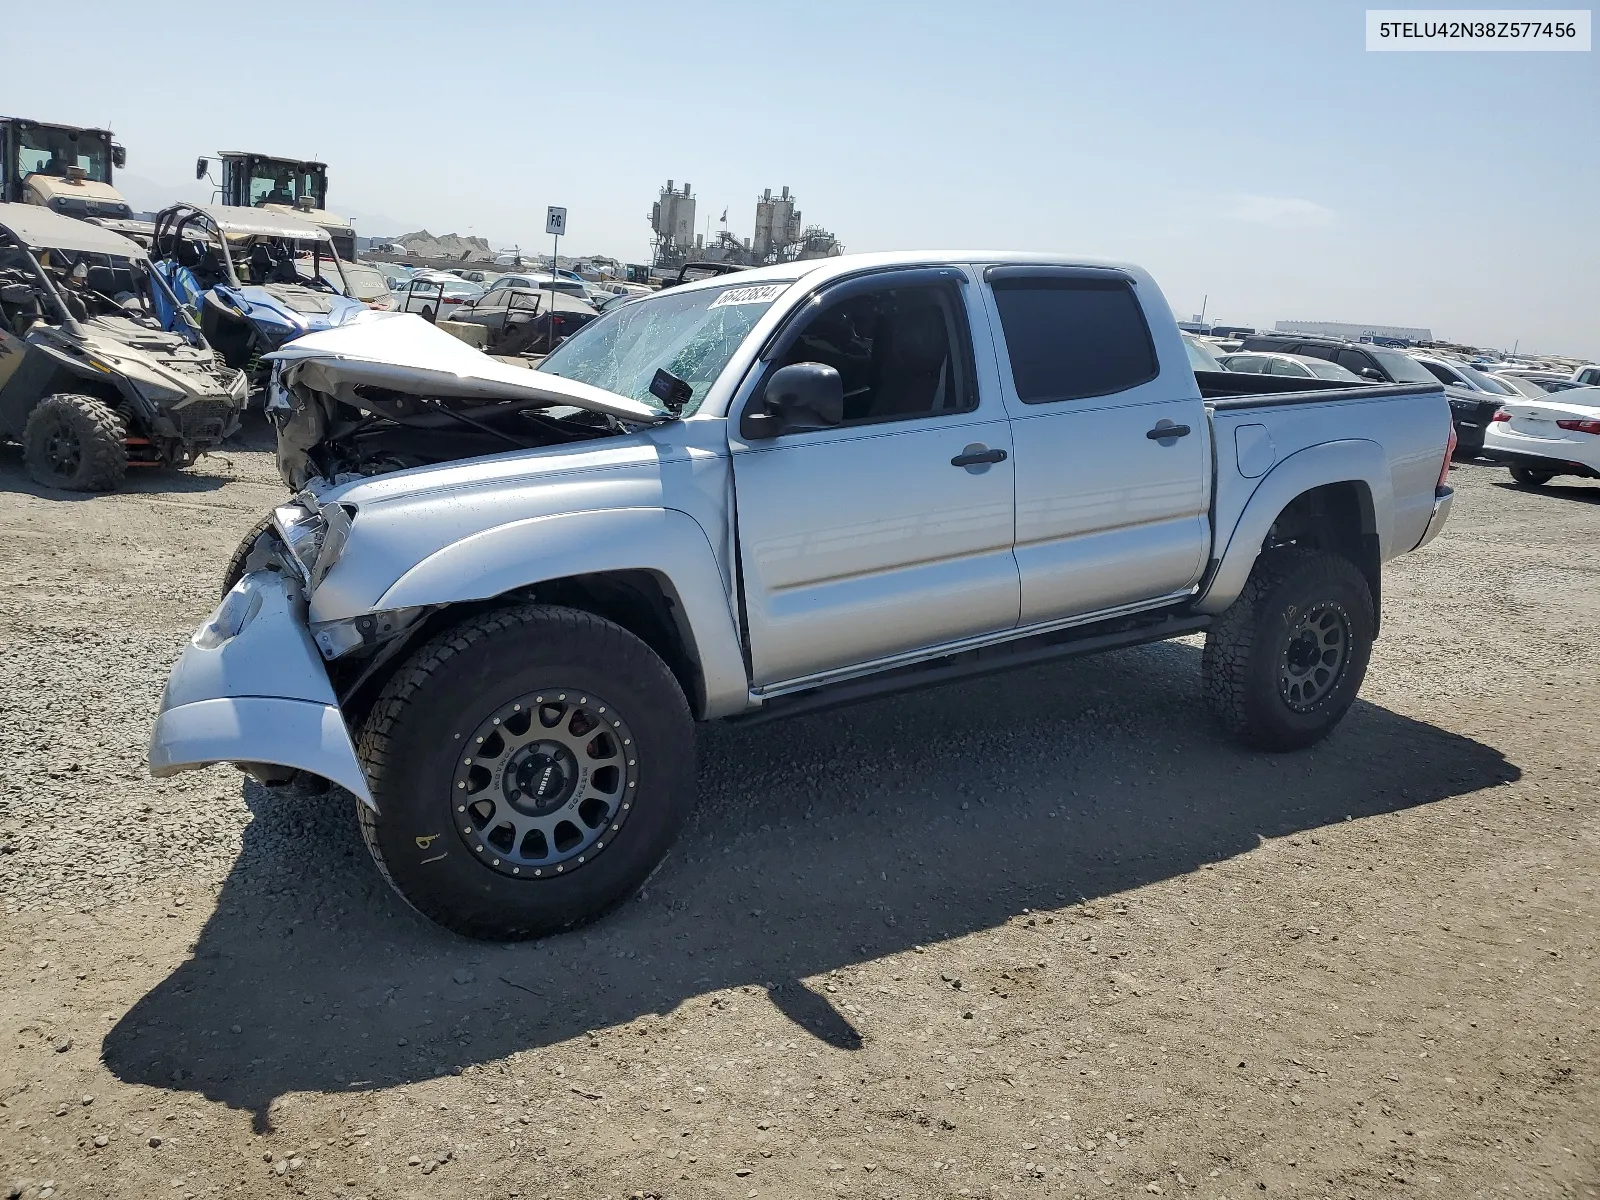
[
  {"left": 538, "top": 281, "right": 790, "bottom": 416},
  {"left": 18, "top": 126, "right": 111, "bottom": 183}
]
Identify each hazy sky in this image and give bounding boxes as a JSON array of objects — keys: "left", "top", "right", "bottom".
[{"left": 6, "top": 0, "right": 1596, "bottom": 356}]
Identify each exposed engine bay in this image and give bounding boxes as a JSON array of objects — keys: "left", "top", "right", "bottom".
[{"left": 264, "top": 314, "right": 668, "bottom": 490}]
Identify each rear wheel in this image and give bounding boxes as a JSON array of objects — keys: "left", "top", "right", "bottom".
[
  {"left": 355, "top": 604, "right": 695, "bottom": 940},
  {"left": 1508, "top": 465, "right": 1553, "bottom": 488},
  {"left": 23, "top": 394, "right": 127, "bottom": 491},
  {"left": 1202, "top": 548, "right": 1374, "bottom": 750}
]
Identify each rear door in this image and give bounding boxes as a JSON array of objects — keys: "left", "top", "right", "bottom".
[
  {"left": 978, "top": 265, "right": 1211, "bottom": 625},
  {"left": 731, "top": 268, "right": 1019, "bottom": 687}
]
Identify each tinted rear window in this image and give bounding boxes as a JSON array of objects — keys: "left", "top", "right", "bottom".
[{"left": 991, "top": 278, "right": 1158, "bottom": 403}]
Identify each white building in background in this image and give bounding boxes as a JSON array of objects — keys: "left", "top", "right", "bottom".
[{"left": 1275, "top": 319, "right": 1433, "bottom": 342}]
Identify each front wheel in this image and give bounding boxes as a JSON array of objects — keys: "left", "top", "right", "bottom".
[
  {"left": 1508, "top": 465, "right": 1553, "bottom": 488},
  {"left": 23, "top": 394, "right": 127, "bottom": 491},
  {"left": 1202, "top": 548, "right": 1374, "bottom": 751},
  {"left": 221, "top": 512, "right": 277, "bottom": 597},
  {"left": 355, "top": 605, "right": 695, "bottom": 940}
]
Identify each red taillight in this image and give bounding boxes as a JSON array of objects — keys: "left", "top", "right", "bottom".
[
  {"left": 1556, "top": 418, "right": 1600, "bottom": 435},
  {"left": 1439, "top": 419, "right": 1457, "bottom": 487},
  {"left": 1491, "top": 409, "right": 1511, "bottom": 422}
]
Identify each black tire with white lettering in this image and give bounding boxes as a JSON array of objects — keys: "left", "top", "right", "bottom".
[
  {"left": 1202, "top": 548, "right": 1374, "bottom": 751},
  {"left": 355, "top": 604, "right": 695, "bottom": 940}
]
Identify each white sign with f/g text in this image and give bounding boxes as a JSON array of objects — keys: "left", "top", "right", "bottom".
[{"left": 546, "top": 206, "right": 567, "bottom": 235}]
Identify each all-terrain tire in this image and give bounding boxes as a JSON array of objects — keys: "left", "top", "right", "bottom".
[
  {"left": 355, "top": 604, "right": 695, "bottom": 940},
  {"left": 221, "top": 512, "right": 278, "bottom": 597},
  {"left": 1508, "top": 466, "right": 1553, "bottom": 488},
  {"left": 23, "top": 394, "right": 127, "bottom": 491},
  {"left": 1202, "top": 548, "right": 1374, "bottom": 751}
]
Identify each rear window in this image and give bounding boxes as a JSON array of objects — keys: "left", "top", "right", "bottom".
[{"left": 990, "top": 278, "right": 1158, "bottom": 403}]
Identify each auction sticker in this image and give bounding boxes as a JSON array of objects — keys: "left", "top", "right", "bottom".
[{"left": 709, "top": 283, "right": 790, "bottom": 308}]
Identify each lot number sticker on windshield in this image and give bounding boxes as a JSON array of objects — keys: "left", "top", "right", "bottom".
[{"left": 708, "top": 283, "right": 789, "bottom": 308}]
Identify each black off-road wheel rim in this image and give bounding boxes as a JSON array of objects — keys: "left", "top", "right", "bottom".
[
  {"left": 42, "top": 420, "right": 84, "bottom": 481},
  {"left": 1278, "top": 602, "right": 1350, "bottom": 712},
  {"left": 450, "top": 689, "right": 639, "bottom": 879}
]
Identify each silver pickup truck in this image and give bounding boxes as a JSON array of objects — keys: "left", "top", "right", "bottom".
[{"left": 149, "top": 253, "right": 1455, "bottom": 940}]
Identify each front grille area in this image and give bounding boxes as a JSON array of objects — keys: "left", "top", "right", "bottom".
[{"left": 168, "top": 397, "right": 239, "bottom": 443}]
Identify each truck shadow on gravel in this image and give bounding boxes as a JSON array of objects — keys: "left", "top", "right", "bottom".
[{"left": 102, "top": 640, "right": 1519, "bottom": 1128}]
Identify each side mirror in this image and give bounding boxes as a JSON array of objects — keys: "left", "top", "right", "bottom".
[
  {"left": 112, "top": 144, "right": 127, "bottom": 170},
  {"left": 195, "top": 157, "right": 209, "bottom": 181},
  {"left": 741, "top": 362, "right": 844, "bottom": 440},
  {"left": 1360, "top": 367, "right": 1384, "bottom": 381}
]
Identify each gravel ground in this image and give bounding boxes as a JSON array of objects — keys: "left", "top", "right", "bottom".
[{"left": 1, "top": 435, "right": 1596, "bottom": 1200}]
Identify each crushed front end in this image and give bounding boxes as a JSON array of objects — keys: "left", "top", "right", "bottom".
[{"left": 148, "top": 497, "right": 375, "bottom": 804}]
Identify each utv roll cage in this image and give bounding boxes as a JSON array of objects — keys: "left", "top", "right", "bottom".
[
  {"left": 0, "top": 212, "right": 198, "bottom": 344},
  {"left": 151, "top": 203, "right": 351, "bottom": 297}
]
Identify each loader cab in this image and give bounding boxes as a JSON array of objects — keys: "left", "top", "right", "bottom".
[
  {"left": 205, "top": 151, "right": 355, "bottom": 261},
  {"left": 0, "top": 118, "right": 132, "bottom": 222}
]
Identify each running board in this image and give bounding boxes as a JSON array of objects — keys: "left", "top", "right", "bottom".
[{"left": 727, "top": 609, "right": 1210, "bottom": 728}]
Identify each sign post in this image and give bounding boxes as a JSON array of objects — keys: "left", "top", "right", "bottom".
[{"left": 546, "top": 206, "right": 567, "bottom": 278}]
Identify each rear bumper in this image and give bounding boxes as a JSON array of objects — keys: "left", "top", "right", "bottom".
[
  {"left": 147, "top": 570, "right": 373, "bottom": 805},
  {"left": 1478, "top": 447, "right": 1600, "bottom": 479},
  {"left": 1413, "top": 485, "right": 1454, "bottom": 551}
]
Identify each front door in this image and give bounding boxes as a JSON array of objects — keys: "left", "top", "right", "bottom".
[
  {"left": 731, "top": 270, "right": 1020, "bottom": 688},
  {"left": 977, "top": 266, "right": 1211, "bottom": 625}
]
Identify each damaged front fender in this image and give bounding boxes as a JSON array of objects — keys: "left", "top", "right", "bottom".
[{"left": 148, "top": 569, "right": 373, "bottom": 805}]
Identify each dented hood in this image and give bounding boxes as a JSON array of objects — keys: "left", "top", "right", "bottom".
[{"left": 265, "top": 314, "right": 667, "bottom": 425}]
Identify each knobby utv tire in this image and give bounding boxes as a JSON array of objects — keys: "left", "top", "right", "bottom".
[
  {"left": 1508, "top": 466, "right": 1553, "bottom": 488},
  {"left": 355, "top": 604, "right": 695, "bottom": 940},
  {"left": 221, "top": 512, "right": 278, "bottom": 597},
  {"left": 1202, "top": 547, "right": 1374, "bottom": 751},
  {"left": 23, "top": 394, "right": 127, "bottom": 492}
]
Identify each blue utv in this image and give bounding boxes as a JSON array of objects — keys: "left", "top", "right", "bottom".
[{"left": 151, "top": 203, "right": 367, "bottom": 388}]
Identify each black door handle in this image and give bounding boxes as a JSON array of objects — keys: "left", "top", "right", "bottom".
[
  {"left": 951, "top": 446, "right": 1008, "bottom": 467},
  {"left": 1146, "top": 423, "right": 1192, "bottom": 440}
]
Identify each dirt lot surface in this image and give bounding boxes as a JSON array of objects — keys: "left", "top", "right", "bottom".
[{"left": 1, "top": 433, "right": 1596, "bottom": 1200}]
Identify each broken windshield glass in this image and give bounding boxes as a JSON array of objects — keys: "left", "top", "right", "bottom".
[{"left": 538, "top": 281, "right": 790, "bottom": 416}]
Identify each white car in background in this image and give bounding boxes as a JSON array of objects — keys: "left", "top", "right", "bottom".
[
  {"left": 391, "top": 274, "right": 484, "bottom": 322},
  {"left": 1218, "top": 351, "right": 1364, "bottom": 382},
  {"left": 1482, "top": 386, "right": 1600, "bottom": 488},
  {"left": 1491, "top": 373, "right": 1557, "bottom": 399},
  {"left": 1573, "top": 364, "right": 1600, "bottom": 387}
]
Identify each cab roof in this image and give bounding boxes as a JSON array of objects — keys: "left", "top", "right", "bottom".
[{"left": 0, "top": 202, "right": 146, "bottom": 258}]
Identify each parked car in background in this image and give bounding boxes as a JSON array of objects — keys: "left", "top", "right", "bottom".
[
  {"left": 1410, "top": 355, "right": 1515, "bottom": 456},
  {"left": 1482, "top": 385, "right": 1600, "bottom": 487},
  {"left": 1219, "top": 352, "right": 1364, "bottom": 382},
  {"left": 1491, "top": 373, "right": 1558, "bottom": 399},
  {"left": 1181, "top": 331, "right": 1225, "bottom": 373},
  {"left": 449, "top": 286, "right": 599, "bottom": 356},
  {"left": 311, "top": 259, "right": 394, "bottom": 310},
  {"left": 1238, "top": 334, "right": 1440, "bottom": 387},
  {"left": 376, "top": 263, "right": 413, "bottom": 289},
  {"left": 391, "top": 274, "right": 483, "bottom": 322},
  {"left": 451, "top": 269, "right": 500, "bottom": 284},
  {"left": 1572, "top": 364, "right": 1600, "bottom": 387},
  {"left": 482, "top": 272, "right": 590, "bottom": 301},
  {"left": 597, "top": 291, "right": 644, "bottom": 313}
]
